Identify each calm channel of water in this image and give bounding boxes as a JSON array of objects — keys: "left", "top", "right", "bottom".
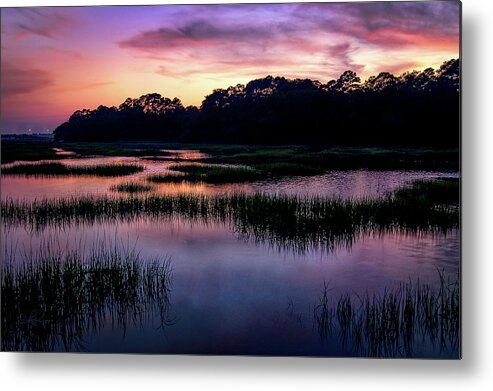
[{"left": 1, "top": 154, "right": 460, "bottom": 356}]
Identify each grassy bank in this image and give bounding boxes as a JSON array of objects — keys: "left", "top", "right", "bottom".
[
  {"left": 314, "top": 271, "right": 460, "bottom": 357},
  {"left": 51, "top": 142, "right": 175, "bottom": 158},
  {"left": 1, "top": 141, "right": 62, "bottom": 164},
  {"left": 149, "top": 162, "right": 322, "bottom": 183},
  {"left": 110, "top": 182, "right": 154, "bottom": 193},
  {"left": 1, "top": 139, "right": 459, "bottom": 171},
  {"left": 253, "top": 162, "right": 325, "bottom": 176},
  {"left": 393, "top": 178, "right": 459, "bottom": 204},
  {"left": 1, "top": 245, "right": 173, "bottom": 352},
  {"left": 149, "top": 164, "right": 262, "bottom": 183},
  {"left": 2, "top": 162, "right": 144, "bottom": 177},
  {"left": 204, "top": 145, "right": 460, "bottom": 171},
  {"left": 1, "top": 179, "right": 459, "bottom": 251},
  {"left": 0, "top": 140, "right": 176, "bottom": 164}
]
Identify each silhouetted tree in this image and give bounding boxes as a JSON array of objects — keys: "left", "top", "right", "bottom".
[{"left": 53, "top": 59, "right": 459, "bottom": 147}]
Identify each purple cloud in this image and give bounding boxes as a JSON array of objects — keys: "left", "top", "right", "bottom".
[
  {"left": 117, "top": 2, "right": 459, "bottom": 83},
  {"left": 119, "top": 18, "right": 292, "bottom": 51},
  {"left": 325, "top": 42, "right": 365, "bottom": 75},
  {"left": 299, "top": 1, "right": 460, "bottom": 48},
  {"left": 1, "top": 63, "right": 54, "bottom": 96},
  {"left": 120, "top": 2, "right": 459, "bottom": 54},
  {"left": 334, "top": 1, "right": 459, "bottom": 36},
  {"left": 9, "top": 8, "right": 73, "bottom": 40}
]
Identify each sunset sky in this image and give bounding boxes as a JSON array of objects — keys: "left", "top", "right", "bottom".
[{"left": 0, "top": 1, "right": 460, "bottom": 133}]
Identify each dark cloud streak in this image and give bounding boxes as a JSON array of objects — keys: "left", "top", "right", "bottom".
[
  {"left": 119, "top": 19, "right": 290, "bottom": 51},
  {"left": 11, "top": 8, "right": 73, "bottom": 40},
  {"left": 299, "top": 1, "right": 460, "bottom": 48},
  {"left": 120, "top": 2, "right": 459, "bottom": 54},
  {"left": 1, "top": 64, "right": 54, "bottom": 96}
]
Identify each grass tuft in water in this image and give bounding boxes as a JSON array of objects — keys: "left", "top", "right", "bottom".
[
  {"left": 1, "top": 180, "right": 459, "bottom": 252},
  {"left": 1, "top": 244, "right": 173, "bottom": 352},
  {"left": 254, "top": 162, "right": 325, "bottom": 176},
  {"left": 1, "top": 141, "right": 62, "bottom": 164},
  {"left": 146, "top": 173, "right": 191, "bottom": 183},
  {"left": 148, "top": 164, "right": 261, "bottom": 183},
  {"left": 110, "top": 182, "right": 153, "bottom": 194},
  {"left": 313, "top": 271, "right": 460, "bottom": 357},
  {"left": 2, "top": 162, "right": 144, "bottom": 177},
  {"left": 208, "top": 146, "right": 459, "bottom": 171},
  {"left": 393, "top": 178, "right": 459, "bottom": 205}
]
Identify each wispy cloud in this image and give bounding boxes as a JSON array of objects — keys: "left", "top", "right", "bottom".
[
  {"left": 302, "top": 1, "right": 460, "bottom": 49},
  {"left": 0, "top": 2, "right": 460, "bottom": 133},
  {"left": 9, "top": 8, "right": 73, "bottom": 40},
  {"left": 1, "top": 64, "right": 54, "bottom": 96},
  {"left": 118, "top": 16, "right": 295, "bottom": 54},
  {"left": 118, "top": 2, "right": 459, "bottom": 80},
  {"left": 324, "top": 42, "right": 365, "bottom": 76}
]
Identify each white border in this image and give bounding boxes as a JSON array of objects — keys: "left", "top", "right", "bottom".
[{"left": 2, "top": 1, "right": 493, "bottom": 390}]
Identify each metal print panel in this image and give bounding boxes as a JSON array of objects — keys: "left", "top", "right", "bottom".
[{"left": 0, "top": 1, "right": 461, "bottom": 358}]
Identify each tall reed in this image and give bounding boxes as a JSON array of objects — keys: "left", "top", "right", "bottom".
[
  {"left": 2, "top": 162, "right": 144, "bottom": 177},
  {"left": 1, "top": 182, "right": 459, "bottom": 252},
  {"left": 1, "top": 244, "right": 173, "bottom": 352},
  {"left": 149, "top": 163, "right": 261, "bottom": 183},
  {"left": 313, "top": 271, "right": 460, "bottom": 357}
]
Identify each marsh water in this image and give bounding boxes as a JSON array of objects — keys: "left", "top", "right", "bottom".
[
  {"left": 1, "top": 152, "right": 460, "bottom": 357},
  {"left": 2, "top": 155, "right": 457, "bottom": 200}
]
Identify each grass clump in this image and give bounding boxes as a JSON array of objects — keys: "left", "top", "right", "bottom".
[
  {"left": 1, "top": 141, "right": 61, "bottom": 164},
  {"left": 314, "top": 272, "right": 460, "bottom": 358},
  {"left": 1, "top": 179, "right": 459, "bottom": 253},
  {"left": 149, "top": 164, "right": 261, "bottom": 184},
  {"left": 1, "top": 244, "right": 173, "bottom": 352},
  {"left": 394, "top": 178, "right": 459, "bottom": 205},
  {"left": 254, "top": 162, "right": 325, "bottom": 176},
  {"left": 54, "top": 142, "right": 175, "bottom": 158},
  {"left": 147, "top": 174, "right": 190, "bottom": 183},
  {"left": 216, "top": 147, "right": 297, "bottom": 162},
  {"left": 208, "top": 145, "right": 459, "bottom": 171},
  {"left": 110, "top": 182, "right": 153, "bottom": 194},
  {"left": 2, "top": 162, "right": 144, "bottom": 177}
]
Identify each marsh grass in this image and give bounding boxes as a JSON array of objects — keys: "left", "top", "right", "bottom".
[
  {"left": 313, "top": 271, "right": 460, "bottom": 357},
  {"left": 1, "top": 244, "right": 173, "bottom": 352},
  {"left": 1, "top": 180, "right": 459, "bottom": 252},
  {"left": 52, "top": 142, "right": 174, "bottom": 158},
  {"left": 212, "top": 147, "right": 296, "bottom": 162},
  {"left": 1, "top": 141, "right": 61, "bottom": 164},
  {"left": 146, "top": 173, "right": 192, "bottom": 183},
  {"left": 1, "top": 162, "right": 144, "bottom": 177},
  {"left": 1, "top": 141, "right": 458, "bottom": 170},
  {"left": 110, "top": 182, "right": 153, "bottom": 194},
  {"left": 253, "top": 162, "right": 325, "bottom": 176},
  {"left": 148, "top": 164, "right": 261, "bottom": 183},
  {"left": 208, "top": 146, "right": 459, "bottom": 171},
  {"left": 394, "top": 178, "right": 459, "bottom": 205}
]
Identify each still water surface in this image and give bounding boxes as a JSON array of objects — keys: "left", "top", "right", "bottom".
[
  {"left": 1, "top": 154, "right": 460, "bottom": 356},
  {"left": 1, "top": 156, "right": 458, "bottom": 200}
]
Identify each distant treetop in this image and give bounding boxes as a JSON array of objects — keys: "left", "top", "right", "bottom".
[{"left": 54, "top": 59, "right": 459, "bottom": 146}]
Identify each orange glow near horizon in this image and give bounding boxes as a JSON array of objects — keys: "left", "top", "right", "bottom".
[{"left": 0, "top": 2, "right": 460, "bottom": 133}]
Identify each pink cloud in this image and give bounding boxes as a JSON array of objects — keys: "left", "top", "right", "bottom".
[
  {"left": 118, "top": 2, "right": 458, "bottom": 82},
  {"left": 300, "top": 1, "right": 460, "bottom": 49},
  {"left": 1, "top": 63, "right": 54, "bottom": 96},
  {"left": 0, "top": 2, "right": 460, "bottom": 133},
  {"left": 9, "top": 8, "right": 74, "bottom": 40},
  {"left": 118, "top": 18, "right": 293, "bottom": 52}
]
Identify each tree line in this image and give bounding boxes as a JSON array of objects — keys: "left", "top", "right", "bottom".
[{"left": 53, "top": 59, "right": 459, "bottom": 146}]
